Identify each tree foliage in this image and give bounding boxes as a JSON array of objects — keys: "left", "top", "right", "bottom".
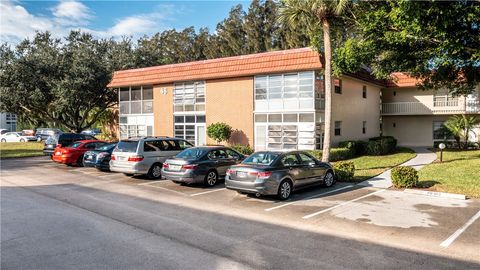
[
  {"left": 0, "top": 31, "right": 132, "bottom": 132},
  {"left": 443, "top": 115, "right": 479, "bottom": 149},
  {"left": 207, "top": 122, "right": 233, "bottom": 144},
  {"left": 335, "top": 0, "right": 480, "bottom": 95}
]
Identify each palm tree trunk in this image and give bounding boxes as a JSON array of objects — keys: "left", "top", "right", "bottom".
[{"left": 321, "top": 20, "right": 332, "bottom": 162}]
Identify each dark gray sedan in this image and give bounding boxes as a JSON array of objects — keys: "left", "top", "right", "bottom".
[
  {"left": 162, "top": 146, "right": 245, "bottom": 187},
  {"left": 225, "top": 151, "right": 335, "bottom": 200}
]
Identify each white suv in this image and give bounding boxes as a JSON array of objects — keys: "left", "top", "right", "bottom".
[{"left": 110, "top": 137, "right": 193, "bottom": 179}]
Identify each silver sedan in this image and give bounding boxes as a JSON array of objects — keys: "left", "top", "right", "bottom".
[{"left": 225, "top": 150, "right": 335, "bottom": 200}]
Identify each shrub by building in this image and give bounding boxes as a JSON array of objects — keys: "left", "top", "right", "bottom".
[
  {"left": 391, "top": 166, "right": 418, "bottom": 188},
  {"left": 333, "top": 161, "right": 355, "bottom": 181}
]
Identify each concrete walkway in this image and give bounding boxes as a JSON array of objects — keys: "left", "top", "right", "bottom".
[{"left": 358, "top": 147, "right": 438, "bottom": 189}]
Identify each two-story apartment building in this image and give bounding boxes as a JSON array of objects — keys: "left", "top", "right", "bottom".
[
  {"left": 108, "top": 47, "right": 479, "bottom": 149},
  {"left": 382, "top": 73, "right": 480, "bottom": 146}
]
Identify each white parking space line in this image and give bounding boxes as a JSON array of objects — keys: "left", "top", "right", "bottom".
[
  {"left": 440, "top": 209, "right": 480, "bottom": 248},
  {"left": 137, "top": 180, "right": 164, "bottom": 186},
  {"left": 144, "top": 184, "right": 188, "bottom": 196},
  {"left": 190, "top": 188, "right": 227, "bottom": 197},
  {"left": 265, "top": 185, "right": 354, "bottom": 212},
  {"left": 302, "top": 189, "right": 386, "bottom": 219}
]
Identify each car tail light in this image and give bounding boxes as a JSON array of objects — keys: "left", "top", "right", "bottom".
[
  {"left": 97, "top": 152, "right": 108, "bottom": 159},
  {"left": 163, "top": 163, "right": 169, "bottom": 169},
  {"left": 111, "top": 154, "right": 116, "bottom": 160},
  {"left": 257, "top": 171, "right": 272, "bottom": 179},
  {"left": 128, "top": 155, "right": 144, "bottom": 162},
  {"left": 182, "top": 164, "right": 197, "bottom": 170},
  {"left": 226, "top": 169, "right": 235, "bottom": 176}
]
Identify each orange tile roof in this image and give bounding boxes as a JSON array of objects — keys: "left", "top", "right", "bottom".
[
  {"left": 386, "top": 72, "right": 421, "bottom": 88},
  {"left": 107, "top": 47, "right": 323, "bottom": 88}
]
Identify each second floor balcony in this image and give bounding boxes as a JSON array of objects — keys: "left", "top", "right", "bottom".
[{"left": 382, "top": 97, "right": 480, "bottom": 115}]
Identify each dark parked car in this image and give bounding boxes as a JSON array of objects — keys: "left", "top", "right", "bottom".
[
  {"left": 162, "top": 146, "right": 245, "bottom": 187},
  {"left": 36, "top": 128, "right": 63, "bottom": 141},
  {"left": 44, "top": 133, "right": 96, "bottom": 156},
  {"left": 225, "top": 151, "right": 335, "bottom": 200},
  {"left": 83, "top": 142, "right": 118, "bottom": 171}
]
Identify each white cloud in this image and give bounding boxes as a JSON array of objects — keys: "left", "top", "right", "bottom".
[
  {"left": 0, "top": 1, "right": 177, "bottom": 45},
  {"left": 52, "top": 0, "right": 93, "bottom": 26}
]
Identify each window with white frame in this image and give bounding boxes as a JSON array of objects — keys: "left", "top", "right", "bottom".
[
  {"left": 173, "top": 81, "right": 205, "bottom": 112},
  {"left": 254, "top": 72, "right": 314, "bottom": 111},
  {"left": 254, "top": 112, "right": 315, "bottom": 150},
  {"left": 174, "top": 115, "right": 206, "bottom": 145},
  {"left": 118, "top": 86, "right": 153, "bottom": 139},
  {"left": 119, "top": 86, "right": 153, "bottom": 115}
]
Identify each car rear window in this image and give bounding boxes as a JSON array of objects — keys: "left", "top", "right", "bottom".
[
  {"left": 67, "top": 142, "right": 82, "bottom": 148},
  {"left": 96, "top": 143, "right": 116, "bottom": 151},
  {"left": 242, "top": 152, "right": 279, "bottom": 165},
  {"left": 116, "top": 140, "right": 139, "bottom": 152},
  {"left": 176, "top": 148, "right": 207, "bottom": 159}
]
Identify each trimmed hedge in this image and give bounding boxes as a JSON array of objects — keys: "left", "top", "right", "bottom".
[
  {"left": 366, "top": 136, "right": 397, "bottom": 155},
  {"left": 338, "top": 140, "right": 368, "bottom": 156},
  {"left": 307, "top": 147, "right": 355, "bottom": 162},
  {"left": 391, "top": 166, "right": 418, "bottom": 188},
  {"left": 230, "top": 144, "right": 254, "bottom": 156},
  {"left": 333, "top": 161, "right": 355, "bottom": 181}
]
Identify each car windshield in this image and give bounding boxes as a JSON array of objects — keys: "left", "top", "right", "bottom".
[
  {"left": 115, "top": 140, "right": 139, "bottom": 152},
  {"left": 96, "top": 143, "right": 116, "bottom": 151},
  {"left": 67, "top": 142, "right": 82, "bottom": 148},
  {"left": 242, "top": 152, "right": 279, "bottom": 165},
  {"left": 176, "top": 148, "right": 207, "bottom": 160}
]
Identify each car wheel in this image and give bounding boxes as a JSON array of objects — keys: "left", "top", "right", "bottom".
[
  {"left": 1, "top": 139, "right": 6, "bottom": 142},
  {"left": 322, "top": 171, "right": 335, "bottom": 187},
  {"left": 277, "top": 180, "right": 292, "bottom": 200},
  {"left": 20, "top": 139, "right": 25, "bottom": 142},
  {"left": 76, "top": 155, "right": 84, "bottom": 167},
  {"left": 204, "top": 170, "right": 218, "bottom": 187},
  {"left": 148, "top": 163, "right": 162, "bottom": 179}
]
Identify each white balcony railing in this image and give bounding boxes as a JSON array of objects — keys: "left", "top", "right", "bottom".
[{"left": 382, "top": 98, "right": 480, "bottom": 115}]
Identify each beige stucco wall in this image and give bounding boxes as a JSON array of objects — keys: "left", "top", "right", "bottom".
[
  {"left": 205, "top": 77, "right": 254, "bottom": 146},
  {"left": 382, "top": 87, "right": 435, "bottom": 103},
  {"left": 153, "top": 83, "right": 174, "bottom": 137},
  {"left": 330, "top": 76, "right": 382, "bottom": 145},
  {"left": 382, "top": 115, "right": 452, "bottom": 147}
]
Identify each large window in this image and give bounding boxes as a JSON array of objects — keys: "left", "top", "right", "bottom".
[
  {"left": 119, "top": 86, "right": 153, "bottom": 115},
  {"left": 173, "top": 81, "right": 205, "bottom": 112},
  {"left": 174, "top": 115, "right": 206, "bottom": 145},
  {"left": 254, "top": 72, "right": 314, "bottom": 111},
  {"left": 254, "top": 113, "right": 315, "bottom": 150},
  {"left": 433, "top": 121, "right": 454, "bottom": 140}
]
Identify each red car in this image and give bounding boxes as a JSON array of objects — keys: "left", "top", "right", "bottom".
[{"left": 52, "top": 140, "right": 107, "bottom": 166}]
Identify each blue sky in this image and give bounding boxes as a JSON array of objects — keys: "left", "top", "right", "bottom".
[{"left": 0, "top": 0, "right": 251, "bottom": 44}]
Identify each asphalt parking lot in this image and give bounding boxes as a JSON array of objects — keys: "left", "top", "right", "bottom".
[{"left": 1, "top": 156, "right": 479, "bottom": 269}]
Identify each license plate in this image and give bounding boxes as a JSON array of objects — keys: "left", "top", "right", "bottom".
[
  {"left": 86, "top": 155, "right": 93, "bottom": 160},
  {"left": 117, "top": 156, "right": 126, "bottom": 161},
  {"left": 236, "top": 171, "right": 247, "bottom": 178},
  {"left": 169, "top": 165, "right": 181, "bottom": 171}
]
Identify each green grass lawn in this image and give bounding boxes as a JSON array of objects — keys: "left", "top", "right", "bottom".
[
  {"left": 418, "top": 149, "right": 480, "bottom": 198},
  {"left": 0, "top": 142, "right": 44, "bottom": 159},
  {"left": 338, "top": 147, "right": 416, "bottom": 182}
]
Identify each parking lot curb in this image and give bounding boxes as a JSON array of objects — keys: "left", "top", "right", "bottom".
[{"left": 404, "top": 188, "right": 466, "bottom": 200}]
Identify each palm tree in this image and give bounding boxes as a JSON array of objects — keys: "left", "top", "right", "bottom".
[
  {"left": 443, "top": 115, "right": 479, "bottom": 149},
  {"left": 279, "top": 0, "right": 349, "bottom": 162}
]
